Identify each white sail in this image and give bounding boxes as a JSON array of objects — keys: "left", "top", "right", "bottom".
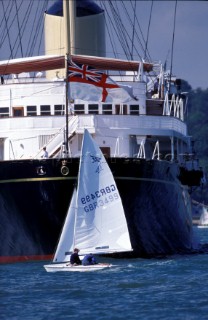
[
  {"left": 53, "top": 188, "right": 77, "bottom": 262},
  {"left": 74, "top": 129, "right": 132, "bottom": 255}
]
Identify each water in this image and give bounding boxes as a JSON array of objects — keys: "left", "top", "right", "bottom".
[{"left": 1, "top": 227, "right": 208, "bottom": 320}]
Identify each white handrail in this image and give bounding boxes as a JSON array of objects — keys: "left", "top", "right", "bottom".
[{"left": 33, "top": 115, "right": 79, "bottom": 158}]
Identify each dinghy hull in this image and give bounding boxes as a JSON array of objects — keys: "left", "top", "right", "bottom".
[{"left": 44, "top": 263, "right": 112, "bottom": 272}]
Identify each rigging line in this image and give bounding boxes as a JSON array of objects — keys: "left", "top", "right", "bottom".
[
  {"left": 127, "top": 2, "right": 158, "bottom": 81},
  {"left": 116, "top": 0, "right": 136, "bottom": 60},
  {"left": 98, "top": 0, "right": 140, "bottom": 62},
  {"left": 0, "top": 0, "right": 12, "bottom": 48},
  {"left": 97, "top": 1, "right": 118, "bottom": 60},
  {"left": 107, "top": 0, "right": 129, "bottom": 59},
  {"left": 170, "top": 0, "right": 178, "bottom": 87},
  {"left": 110, "top": 0, "right": 135, "bottom": 61},
  {"left": 129, "top": 0, "right": 147, "bottom": 54},
  {"left": 122, "top": 1, "right": 143, "bottom": 60},
  {"left": 99, "top": 1, "right": 124, "bottom": 78},
  {"left": 131, "top": 0, "right": 137, "bottom": 60},
  {"left": 1, "top": 0, "right": 13, "bottom": 58},
  {"left": 164, "top": 50, "right": 170, "bottom": 71},
  {"left": 0, "top": 0, "right": 12, "bottom": 40},
  {"left": 129, "top": 1, "right": 145, "bottom": 44},
  {"left": 103, "top": 1, "right": 130, "bottom": 60},
  {"left": 14, "top": 0, "right": 23, "bottom": 57},
  {"left": 120, "top": 0, "right": 143, "bottom": 61},
  {"left": 29, "top": 0, "right": 49, "bottom": 56},
  {"left": 144, "top": 0, "right": 153, "bottom": 61},
  {"left": 26, "top": 0, "right": 43, "bottom": 56},
  {"left": 97, "top": 1, "right": 123, "bottom": 79},
  {"left": 129, "top": 1, "right": 152, "bottom": 62},
  {"left": 37, "top": 0, "right": 50, "bottom": 56},
  {"left": 2, "top": 0, "right": 23, "bottom": 59},
  {"left": 23, "top": 0, "right": 34, "bottom": 55},
  {"left": 0, "top": 0, "right": 24, "bottom": 54},
  {"left": 13, "top": 0, "right": 34, "bottom": 58},
  {"left": 33, "top": 0, "right": 49, "bottom": 56}
]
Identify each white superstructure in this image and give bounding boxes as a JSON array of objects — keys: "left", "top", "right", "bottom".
[{"left": 0, "top": 63, "right": 192, "bottom": 169}]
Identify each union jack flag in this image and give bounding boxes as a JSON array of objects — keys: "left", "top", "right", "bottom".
[{"left": 68, "top": 61, "right": 120, "bottom": 102}]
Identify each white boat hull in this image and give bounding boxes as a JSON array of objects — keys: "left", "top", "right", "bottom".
[{"left": 44, "top": 263, "right": 112, "bottom": 272}]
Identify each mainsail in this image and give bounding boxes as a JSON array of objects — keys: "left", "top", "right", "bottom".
[{"left": 74, "top": 129, "right": 132, "bottom": 255}]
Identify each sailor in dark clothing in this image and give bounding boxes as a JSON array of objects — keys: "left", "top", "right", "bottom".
[
  {"left": 82, "top": 253, "right": 97, "bottom": 266},
  {"left": 70, "top": 248, "right": 82, "bottom": 265}
]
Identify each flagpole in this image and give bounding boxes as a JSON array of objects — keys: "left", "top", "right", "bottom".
[
  {"left": 64, "top": 0, "right": 76, "bottom": 156},
  {"left": 65, "top": 54, "right": 69, "bottom": 156}
]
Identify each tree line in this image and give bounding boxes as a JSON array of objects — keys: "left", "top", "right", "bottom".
[{"left": 182, "top": 80, "right": 208, "bottom": 203}]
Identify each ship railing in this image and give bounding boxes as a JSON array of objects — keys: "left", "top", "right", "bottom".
[
  {"left": 163, "top": 93, "right": 184, "bottom": 120},
  {"left": 137, "top": 139, "right": 146, "bottom": 159},
  {"left": 137, "top": 140, "right": 160, "bottom": 161},
  {"left": 33, "top": 116, "right": 79, "bottom": 159}
]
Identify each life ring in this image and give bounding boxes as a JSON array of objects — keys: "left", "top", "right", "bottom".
[{"left": 61, "top": 166, "right": 69, "bottom": 176}]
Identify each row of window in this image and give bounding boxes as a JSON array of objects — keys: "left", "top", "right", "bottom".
[
  {"left": 0, "top": 104, "right": 140, "bottom": 117},
  {"left": 75, "top": 104, "right": 139, "bottom": 115}
]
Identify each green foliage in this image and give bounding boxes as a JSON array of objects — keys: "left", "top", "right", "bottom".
[{"left": 185, "top": 84, "right": 208, "bottom": 203}]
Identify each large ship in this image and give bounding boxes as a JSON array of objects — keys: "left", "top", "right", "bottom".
[{"left": 0, "top": 0, "right": 203, "bottom": 263}]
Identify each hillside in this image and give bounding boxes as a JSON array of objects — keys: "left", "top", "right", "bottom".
[{"left": 185, "top": 82, "right": 208, "bottom": 204}]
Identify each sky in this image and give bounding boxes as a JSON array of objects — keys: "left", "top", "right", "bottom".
[
  {"left": 98, "top": 0, "right": 208, "bottom": 90},
  {"left": 133, "top": 1, "right": 208, "bottom": 90},
  {"left": 0, "top": 0, "right": 207, "bottom": 90}
]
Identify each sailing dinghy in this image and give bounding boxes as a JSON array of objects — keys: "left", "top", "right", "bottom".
[{"left": 44, "top": 129, "right": 132, "bottom": 272}]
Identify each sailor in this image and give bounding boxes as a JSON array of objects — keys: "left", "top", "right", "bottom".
[
  {"left": 70, "top": 248, "right": 82, "bottom": 265},
  {"left": 82, "top": 253, "right": 97, "bottom": 266},
  {"left": 41, "top": 147, "right": 48, "bottom": 159}
]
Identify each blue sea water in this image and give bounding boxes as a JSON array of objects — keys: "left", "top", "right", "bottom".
[{"left": 1, "top": 227, "right": 208, "bottom": 320}]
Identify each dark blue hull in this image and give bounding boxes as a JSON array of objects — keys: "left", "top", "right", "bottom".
[{"left": 0, "top": 158, "right": 196, "bottom": 262}]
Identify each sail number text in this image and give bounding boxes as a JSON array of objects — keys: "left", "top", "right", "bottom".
[{"left": 81, "top": 184, "right": 119, "bottom": 212}]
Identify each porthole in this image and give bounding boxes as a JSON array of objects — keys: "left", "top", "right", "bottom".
[{"left": 61, "top": 166, "right": 69, "bottom": 176}]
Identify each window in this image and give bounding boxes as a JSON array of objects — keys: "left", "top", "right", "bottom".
[
  {"left": 130, "top": 105, "right": 139, "bottom": 115},
  {"left": 0, "top": 107, "right": 9, "bottom": 118},
  {"left": 40, "top": 105, "right": 51, "bottom": 116},
  {"left": 100, "top": 147, "right": 110, "bottom": 158},
  {"left": 88, "top": 104, "right": 99, "bottom": 114},
  {"left": 74, "top": 104, "right": 85, "bottom": 114},
  {"left": 54, "top": 104, "right": 64, "bottom": 115},
  {"left": 13, "top": 107, "right": 24, "bottom": 117},
  {"left": 102, "top": 104, "right": 112, "bottom": 115},
  {"left": 115, "top": 104, "right": 121, "bottom": 115},
  {"left": 27, "top": 105, "right": 37, "bottom": 116}
]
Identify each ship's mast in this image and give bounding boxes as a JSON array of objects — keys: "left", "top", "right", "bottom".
[
  {"left": 169, "top": 0, "right": 177, "bottom": 93},
  {"left": 63, "top": 0, "right": 76, "bottom": 155}
]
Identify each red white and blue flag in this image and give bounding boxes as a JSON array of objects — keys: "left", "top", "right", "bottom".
[{"left": 68, "top": 61, "right": 134, "bottom": 103}]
